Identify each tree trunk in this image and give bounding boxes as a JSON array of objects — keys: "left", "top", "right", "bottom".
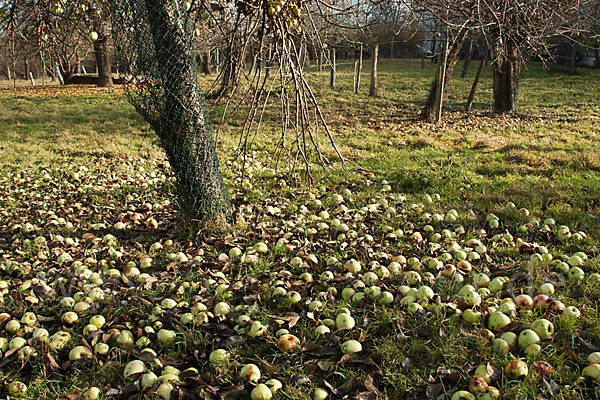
[
  {"left": 318, "top": 49, "right": 323, "bottom": 72},
  {"left": 202, "top": 51, "right": 212, "bottom": 74},
  {"left": 421, "top": 39, "right": 426, "bottom": 69},
  {"left": 566, "top": 42, "right": 577, "bottom": 72},
  {"left": 329, "top": 48, "right": 336, "bottom": 89},
  {"left": 369, "top": 43, "right": 378, "bottom": 97},
  {"left": 24, "top": 58, "right": 30, "bottom": 79},
  {"left": 142, "top": 0, "right": 231, "bottom": 222},
  {"left": 357, "top": 45, "right": 363, "bottom": 91},
  {"left": 421, "top": 30, "right": 468, "bottom": 121},
  {"left": 492, "top": 43, "right": 522, "bottom": 114},
  {"left": 94, "top": 31, "right": 114, "bottom": 87},
  {"left": 466, "top": 54, "right": 487, "bottom": 111},
  {"left": 216, "top": 44, "right": 244, "bottom": 96},
  {"left": 461, "top": 38, "right": 474, "bottom": 78},
  {"left": 433, "top": 34, "right": 448, "bottom": 122},
  {"left": 431, "top": 32, "right": 437, "bottom": 63}
]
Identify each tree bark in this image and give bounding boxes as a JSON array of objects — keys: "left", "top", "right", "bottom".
[
  {"left": 466, "top": 55, "right": 487, "bottom": 111},
  {"left": 216, "top": 44, "right": 244, "bottom": 96},
  {"left": 492, "top": 43, "right": 522, "bottom": 114},
  {"left": 566, "top": 42, "right": 577, "bottom": 72},
  {"left": 94, "top": 31, "right": 114, "bottom": 87},
  {"left": 202, "top": 51, "right": 212, "bottom": 74},
  {"left": 357, "top": 45, "right": 363, "bottom": 91},
  {"left": 142, "top": 0, "right": 231, "bottom": 222},
  {"left": 433, "top": 34, "right": 448, "bottom": 122},
  {"left": 329, "top": 48, "right": 336, "bottom": 89},
  {"left": 461, "top": 38, "right": 474, "bottom": 78},
  {"left": 318, "top": 49, "right": 323, "bottom": 72},
  {"left": 421, "top": 30, "right": 468, "bottom": 121},
  {"left": 369, "top": 43, "right": 378, "bottom": 97}
]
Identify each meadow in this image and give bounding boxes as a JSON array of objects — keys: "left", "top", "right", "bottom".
[{"left": 1, "top": 60, "right": 600, "bottom": 399}]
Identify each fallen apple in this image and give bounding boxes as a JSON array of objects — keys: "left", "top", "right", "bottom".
[
  {"left": 501, "top": 332, "right": 517, "bottom": 347},
  {"left": 450, "top": 391, "right": 475, "bottom": 400},
  {"left": 157, "top": 329, "right": 176, "bottom": 346},
  {"left": 209, "top": 349, "right": 229, "bottom": 364},
  {"left": 251, "top": 383, "right": 273, "bottom": 400},
  {"left": 314, "top": 387, "right": 329, "bottom": 400},
  {"left": 518, "top": 329, "right": 540, "bottom": 349},
  {"left": 8, "top": 381, "right": 27, "bottom": 398},
  {"left": 563, "top": 306, "right": 581, "bottom": 318},
  {"left": 505, "top": 359, "right": 528, "bottom": 379},
  {"left": 583, "top": 364, "right": 600, "bottom": 382},
  {"left": 82, "top": 387, "right": 101, "bottom": 400},
  {"left": 344, "top": 259, "right": 361, "bottom": 274},
  {"left": 124, "top": 359, "right": 146, "bottom": 380},
  {"left": 530, "top": 318, "right": 554, "bottom": 339},
  {"left": 265, "top": 378, "right": 282, "bottom": 393},
  {"left": 69, "top": 345, "right": 92, "bottom": 361},
  {"left": 525, "top": 343, "right": 542, "bottom": 357},
  {"left": 462, "top": 309, "right": 481, "bottom": 324},
  {"left": 277, "top": 334, "right": 300, "bottom": 352},
  {"left": 588, "top": 352, "right": 600, "bottom": 364},
  {"left": 492, "top": 338, "right": 509, "bottom": 354},
  {"left": 515, "top": 294, "right": 533, "bottom": 309},
  {"left": 157, "top": 382, "right": 174, "bottom": 400},
  {"left": 488, "top": 311, "right": 511, "bottom": 331},
  {"left": 341, "top": 339, "right": 362, "bottom": 354},
  {"left": 240, "top": 363, "right": 261, "bottom": 382},
  {"left": 336, "top": 313, "right": 355, "bottom": 330}
]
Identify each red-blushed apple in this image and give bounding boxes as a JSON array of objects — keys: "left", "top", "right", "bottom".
[
  {"left": 532, "top": 294, "right": 549, "bottom": 310},
  {"left": 515, "top": 294, "right": 533, "bottom": 309}
]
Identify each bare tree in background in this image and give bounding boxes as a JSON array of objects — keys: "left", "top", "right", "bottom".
[{"left": 409, "top": 0, "right": 594, "bottom": 116}]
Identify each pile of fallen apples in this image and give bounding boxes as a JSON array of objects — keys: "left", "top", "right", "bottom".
[{"left": 1, "top": 159, "right": 599, "bottom": 399}]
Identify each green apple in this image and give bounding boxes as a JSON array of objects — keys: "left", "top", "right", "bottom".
[
  {"left": 518, "top": 329, "right": 540, "bottom": 350},
  {"left": 251, "top": 384, "right": 273, "bottom": 400},
  {"left": 583, "top": 364, "right": 600, "bottom": 382},
  {"left": 493, "top": 338, "right": 509, "bottom": 354},
  {"left": 124, "top": 360, "right": 146, "bottom": 380},
  {"left": 341, "top": 339, "right": 362, "bottom": 354},
  {"left": 209, "top": 349, "right": 229, "bottom": 364},
  {"left": 69, "top": 345, "right": 92, "bottom": 361},
  {"left": 501, "top": 331, "right": 518, "bottom": 347},
  {"left": 461, "top": 309, "right": 481, "bottom": 324},
  {"left": 336, "top": 313, "right": 355, "bottom": 330},
  {"left": 450, "top": 391, "right": 475, "bottom": 400},
  {"left": 530, "top": 318, "right": 554, "bottom": 339},
  {"left": 488, "top": 311, "right": 511, "bottom": 331},
  {"left": 8, "top": 381, "right": 27, "bottom": 398}
]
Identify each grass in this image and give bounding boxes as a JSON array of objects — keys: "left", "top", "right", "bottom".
[{"left": 1, "top": 60, "right": 600, "bottom": 399}]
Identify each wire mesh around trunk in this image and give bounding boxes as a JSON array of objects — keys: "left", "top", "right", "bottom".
[{"left": 111, "top": 0, "right": 232, "bottom": 224}]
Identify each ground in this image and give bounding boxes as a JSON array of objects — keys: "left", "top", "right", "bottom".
[{"left": 1, "top": 60, "right": 600, "bottom": 400}]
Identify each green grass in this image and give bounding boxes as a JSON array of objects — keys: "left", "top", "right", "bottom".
[{"left": 1, "top": 60, "right": 600, "bottom": 399}]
